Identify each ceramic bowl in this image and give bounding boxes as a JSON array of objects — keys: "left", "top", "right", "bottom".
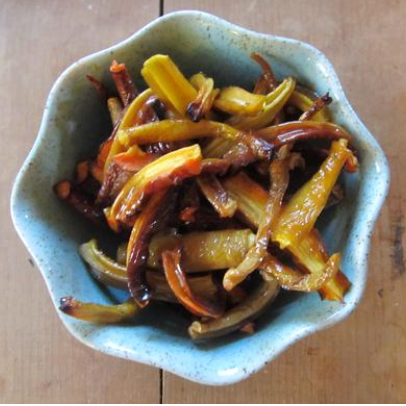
[{"left": 11, "top": 11, "right": 390, "bottom": 385}]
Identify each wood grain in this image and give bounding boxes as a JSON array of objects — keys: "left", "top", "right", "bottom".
[
  {"left": 163, "top": 0, "right": 406, "bottom": 403},
  {"left": 2, "top": 0, "right": 405, "bottom": 403},
  {"left": 0, "top": 1, "right": 161, "bottom": 403}
]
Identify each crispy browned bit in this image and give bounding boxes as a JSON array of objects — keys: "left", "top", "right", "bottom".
[
  {"left": 251, "top": 52, "right": 278, "bottom": 93},
  {"left": 240, "top": 322, "right": 255, "bottom": 334},
  {"left": 299, "top": 92, "right": 332, "bottom": 121},
  {"left": 54, "top": 181, "right": 105, "bottom": 226},
  {"left": 134, "top": 95, "right": 159, "bottom": 126},
  {"left": 179, "top": 182, "right": 200, "bottom": 224},
  {"left": 110, "top": 60, "right": 138, "bottom": 106},
  {"left": 86, "top": 74, "right": 108, "bottom": 102},
  {"left": 75, "top": 161, "right": 90, "bottom": 184},
  {"left": 96, "top": 162, "right": 133, "bottom": 206},
  {"left": 55, "top": 180, "right": 71, "bottom": 200}
]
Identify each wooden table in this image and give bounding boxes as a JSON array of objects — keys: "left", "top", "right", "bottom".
[{"left": 1, "top": 0, "right": 405, "bottom": 403}]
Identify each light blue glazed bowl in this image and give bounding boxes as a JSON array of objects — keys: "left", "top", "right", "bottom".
[{"left": 11, "top": 11, "right": 390, "bottom": 385}]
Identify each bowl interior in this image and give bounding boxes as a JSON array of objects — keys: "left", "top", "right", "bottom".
[{"left": 11, "top": 12, "right": 389, "bottom": 385}]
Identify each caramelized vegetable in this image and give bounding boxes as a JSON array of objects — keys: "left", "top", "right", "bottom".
[
  {"left": 251, "top": 52, "right": 278, "bottom": 92},
  {"left": 223, "top": 146, "right": 291, "bottom": 290},
  {"left": 148, "top": 229, "right": 255, "bottom": 272},
  {"left": 256, "top": 121, "right": 352, "bottom": 147},
  {"left": 126, "top": 190, "right": 169, "bottom": 307},
  {"left": 187, "top": 73, "right": 217, "bottom": 121},
  {"left": 107, "top": 97, "right": 123, "bottom": 125},
  {"left": 117, "top": 119, "right": 272, "bottom": 160},
  {"left": 260, "top": 253, "right": 341, "bottom": 292},
  {"left": 79, "top": 239, "right": 218, "bottom": 302},
  {"left": 196, "top": 175, "right": 237, "bottom": 218},
  {"left": 299, "top": 92, "right": 332, "bottom": 121},
  {"left": 141, "top": 54, "right": 197, "bottom": 116},
  {"left": 113, "top": 146, "right": 158, "bottom": 172},
  {"left": 201, "top": 158, "right": 231, "bottom": 176},
  {"left": 188, "top": 279, "right": 279, "bottom": 340},
  {"left": 54, "top": 181, "right": 104, "bottom": 226},
  {"left": 55, "top": 52, "right": 357, "bottom": 338},
  {"left": 60, "top": 297, "right": 138, "bottom": 323},
  {"left": 110, "top": 145, "right": 202, "bottom": 225},
  {"left": 273, "top": 139, "right": 353, "bottom": 249},
  {"left": 162, "top": 248, "right": 224, "bottom": 318},
  {"left": 214, "top": 86, "right": 264, "bottom": 116},
  {"left": 110, "top": 60, "right": 138, "bottom": 106},
  {"left": 223, "top": 172, "right": 269, "bottom": 228},
  {"left": 228, "top": 77, "right": 295, "bottom": 130},
  {"left": 288, "top": 90, "right": 330, "bottom": 122},
  {"left": 222, "top": 172, "right": 350, "bottom": 300}
]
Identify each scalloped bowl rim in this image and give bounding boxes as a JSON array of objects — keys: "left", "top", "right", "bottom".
[{"left": 10, "top": 11, "right": 390, "bottom": 385}]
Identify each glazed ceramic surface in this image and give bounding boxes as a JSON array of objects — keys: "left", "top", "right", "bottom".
[{"left": 11, "top": 11, "right": 390, "bottom": 385}]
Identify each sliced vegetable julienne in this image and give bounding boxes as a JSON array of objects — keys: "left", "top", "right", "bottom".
[
  {"left": 141, "top": 54, "right": 197, "bottom": 116},
  {"left": 107, "top": 97, "right": 123, "bottom": 125},
  {"left": 117, "top": 119, "right": 272, "bottom": 161},
  {"left": 187, "top": 73, "right": 217, "bottom": 121},
  {"left": 110, "top": 60, "right": 138, "bottom": 106},
  {"left": 126, "top": 190, "right": 169, "bottom": 307},
  {"left": 79, "top": 239, "right": 218, "bottom": 302},
  {"left": 147, "top": 229, "right": 256, "bottom": 272},
  {"left": 162, "top": 248, "right": 224, "bottom": 318},
  {"left": 288, "top": 90, "right": 331, "bottom": 122},
  {"left": 260, "top": 253, "right": 341, "bottom": 292},
  {"left": 228, "top": 77, "right": 296, "bottom": 130},
  {"left": 214, "top": 86, "right": 265, "bottom": 116},
  {"left": 188, "top": 278, "right": 279, "bottom": 340},
  {"left": 196, "top": 175, "right": 238, "bottom": 218},
  {"left": 223, "top": 146, "right": 291, "bottom": 291},
  {"left": 109, "top": 145, "right": 202, "bottom": 225},
  {"left": 60, "top": 297, "right": 139, "bottom": 323},
  {"left": 273, "top": 139, "right": 353, "bottom": 249},
  {"left": 222, "top": 172, "right": 350, "bottom": 300}
]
